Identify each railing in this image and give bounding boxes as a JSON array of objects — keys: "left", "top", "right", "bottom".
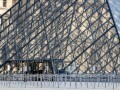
[{"left": 0, "top": 74, "right": 120, "bottom": 89}]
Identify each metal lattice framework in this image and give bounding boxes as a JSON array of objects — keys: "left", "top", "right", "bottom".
[{"left": 0, "top": 0, "right": 120, "bottom": 74}]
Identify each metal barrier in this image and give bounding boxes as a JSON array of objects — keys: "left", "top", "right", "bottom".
[{"left": 0, "top": 74, "right": 120, "bottom": 89}]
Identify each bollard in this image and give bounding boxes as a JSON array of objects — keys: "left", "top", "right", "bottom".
[
  {"left": 37, "top": 74, "right": 38, "bottom": 87},
  {"left": 113, "top": 75, "right": 114, "bottom": 90},
  {"left": 65, "top": 74, "right": 66, "bottom": 87},
  {"left": 80, "top": 74, "right": 82, "bottom": 87},
  {"left": 70, "top": 74, "right": 71, "bottom": 87},
  {"left": 53, "top": 74, "right": 55, "bottom": 87},
  {"left": 8, "top": 73, "right": 10, "bottom": 87},
  {"left": 41, "top": 75, "right": 42, "bottom": 88},
  {"left": 116, "top": 74, "right": 117, "bottom": 88},
  {"left": 93, "top": 75, "right": 95, "bottom": 88},
  {"left": 105, "top": 75, "right": 106, "bottom": 88},
  {"left": 108, "top": 74, "right": 109, "bottom": 86},
  {"left": 75, "top": 74, "right": 77, "bottom": 88},
  {"left": 57, "top": 74, "right": 59, "bottom": 88},
  {"left": 24, "top": 74, "right": 26, "bottom": 88}
]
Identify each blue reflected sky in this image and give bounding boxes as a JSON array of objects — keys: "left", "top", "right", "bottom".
[{"left": 108, "top": 0, "right": 120, "bottom": 36}]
